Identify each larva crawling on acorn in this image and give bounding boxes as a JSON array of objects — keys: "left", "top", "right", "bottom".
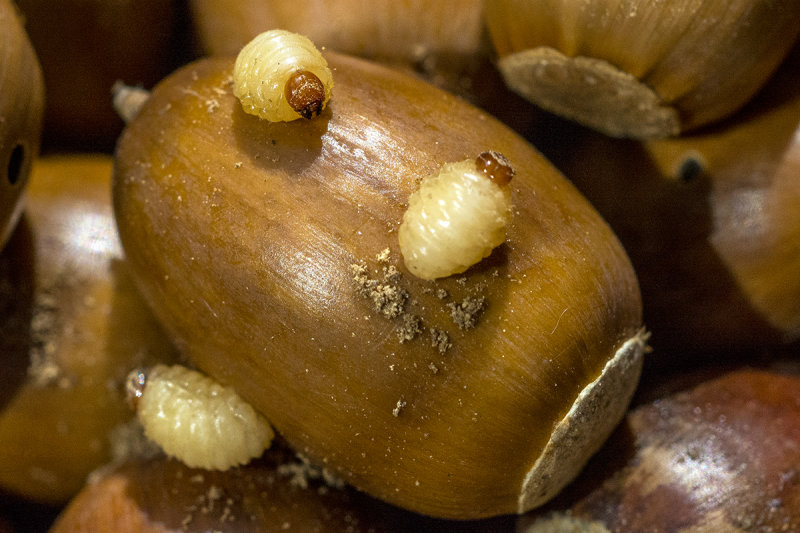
[
  {"left": 399, "top": 151, "right": 515, "bottom": 280},
  {"left": 233, "top": 29, "right": 333, "bottom": 121},
  {"left": 127, "top": 364, "right": 274, "bottom": 471},
  {"left": 113, "top": 50, "right": 645, "bottom": 519}
]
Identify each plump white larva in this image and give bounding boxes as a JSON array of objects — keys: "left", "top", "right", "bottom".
[
  {"left": 233, "top": 29, "right": 333, "bottom": 121},
  {"left": 399, "top": 151, "right": 515, "bottom": 280},
  {"left": 128, "top": 364, "right": 274, "bottom": 471}
]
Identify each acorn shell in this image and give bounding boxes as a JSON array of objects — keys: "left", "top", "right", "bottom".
[
  {"left": 0, "top": 0, "right": 44, "bottom": 250},
  {"left": 0, "top": 155, "right": 178, "bottom": 504},
  {"left": 485, "top": 0, "right": 800, "bottom": 138},
  {"left": 534, "top": 48, "right": 800, "bottom": 361},
  {"left": 188, "top": 0, "right": 489, "bottom": 100},
  {"left": 14, "top": 0, "right": 178, "bottom": 151},
  {"left": 519, "top": 368, "right": 800, "bottom": 532},
  {"left": 113, "top": 54, "right": 643, "bottom": 518},
  {"left": 50, "top": 449, "right": 516, "bottom": 533}
]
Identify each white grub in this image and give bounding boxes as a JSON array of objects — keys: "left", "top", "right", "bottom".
[
  {"left": 129, "top": 364, "right": 274, "bottom": 471},
  {"left": 233, "top": 29, "right": 333, "bottom": 122},
  {"left": 399, "top": 151, "right": 514, "bottom": 280}
]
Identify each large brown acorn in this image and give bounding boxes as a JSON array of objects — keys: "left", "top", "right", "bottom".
[
  {"left": 50, "top": 445, "right": 514, "bottom": 532},
  {"left": 0, "top": 0, "right": 44, "bottom": 249},
  {"left": 112, "top": 52, "right": 645, "bottom": 519},
  {"left": 533, "top": 47, "right": 800, "bottom": 362},
  {"left": 519, "top": 367, "right": 800, "bottom": 532},
  {"left": 485, "top": 0, "right": 800, "bottom": 138},
  {"left": 14, "top": 0, "right": 180, "bottom": 151},
  {"left": 0, "top": 155, "right": 177, "bottom": 504},
  {"left": 188, "top": 0, "right": 487, "bottom": 91}
]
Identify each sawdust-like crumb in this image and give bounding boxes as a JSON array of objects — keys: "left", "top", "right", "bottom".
[
  {"left": 435, "top": 288, "right": 448, "bottom": 300},
  {"left": 397, "top": 314, "right": 422, "bottom": 343},
  {"left": 428, "top": 362, "right": 439, "bottom": 374},
  {"left": 376, "top": 248, "right": 391, "bottom": 264},
  {"left": 277, "top": 453, "right": 345, "bottom": 490},
  {"left": 447, "top": 296, "right": 486, "bottom": 330},
  {"left": 350, "top": 263, "right": 407, "bottom": 319},
  {"left": 429, "top": 328, "right": 452, "bottom": 354},
  {"left": 392, "top": 398, "right": 407, "bottom": 417}
]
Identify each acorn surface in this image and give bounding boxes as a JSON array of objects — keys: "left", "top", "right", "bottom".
[
  {"left": 188, "top": 0, "right": 487, "bottom": 91},
  {"left": 15, "top": 0, "right": 181, "bottom": 151},
  {"left": 485, "top": 0, "right": 800, "bottom": 138},
  {"left": 519, "top": 367, "right": 800, "bottom": 532},
  {"left": 113, "top": 53, "right": 644, "bottom": 518},
  {"left": 0, "top": 0, "right": 44, "bottom": 249},
  {"left": 535, "top": 49, "right": 800, "bottom": 361},
  {"left": 50, "top": 446, "right": 515, "bottom": 532},
  {"left": 0, "top": 155, "right": 178, "bottom": 504}
]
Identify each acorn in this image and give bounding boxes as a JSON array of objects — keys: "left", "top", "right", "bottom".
[
  {"left": 534, "top": 48, "right": 800, "bottom": 362},
  {"left": 188, "top": 0, "right": 487, "bottom": 88},
  {"left": 519, "top": 367, "right": 800, "bottom": 532},
  {"left": 0, "top": 155, "right": 178, "bottom": 504},
  {"left": 484, "top": 0, "right": 800, "bottom": 138},
  {"left": 14, "top": 0, "right": 180, "bottom": 151},
  {"left": 112, "top": 53, "right": 645, "bottom": 519},
  {"left": 0, "top": 0, "right": 44, "bottom": 249},
  {"left": 50, "top": 445, "right": 515, "bottom": 532}
]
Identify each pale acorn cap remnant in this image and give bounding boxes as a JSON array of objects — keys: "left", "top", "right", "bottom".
[
  {"left": 129, "top": 364, "right": 274, "bottom": 471},
  {"left": 399, "top": 151, "right": 514, "bottom": 280},
  {"left": 233, "top": 29, "right": 333, "bottom": 121},
  {"left": 485, "top": 0, "right": 800, "bottom": 138}
]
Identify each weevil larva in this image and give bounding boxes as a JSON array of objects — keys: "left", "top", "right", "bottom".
[
  {"left": 233, "top": 29, "right": 333, "bottom": 122},
  {"left": 399, "top": 151, "right": 514, "bottom": 280},
  {"left": 128, "top": 364, "right": 274, "bottom": 470}
]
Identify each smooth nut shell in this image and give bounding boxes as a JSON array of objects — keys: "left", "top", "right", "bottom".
[
  {"left": 0, "top": 0, "right": 44, "bottom": 249},
  {"left": 485, "top": 0, "right": 800, "bottom": 138},
  {"left": 0, "top": 155, "right": 177, "bottom": 504},
  {"left": 533, "top": 49, "right": 800, "bottom": 360},
  {"left": 113, "top": 54, "right": 643, "bottom": 518},
  {"left": 519, "top": 368, "right": 800, "bottom": 532},
  {"left": 50, "top": 449, "right": 515, "bottom": 532},
  {"left": 188, "top": 0, "right": 486, "bottom": 70},
  {"left": 14, "top": 0, "right": 179, "bottom": 151}
]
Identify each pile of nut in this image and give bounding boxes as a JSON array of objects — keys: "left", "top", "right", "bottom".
[{"left": 1, "top": 1, "right": 799, "bottom": 531}]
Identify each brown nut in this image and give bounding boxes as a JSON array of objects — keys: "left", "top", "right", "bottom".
[
  {"left": 14, "top": 0, "right": 178, "bottom": 151},
  {"left": 519, "top": 367, "right": 800, "bottom": 532},
  {"left": 0, "top": 0, "right": 44, "bottom": 250},
  {"left": 0, "top": 155, "right": 178, "bottom": 504},
  {"left": 50, "top": 446, "right": 515, "bottom": 532},
  {"left": 533, "top": 48, "right": 800, "bottom": 363},
  {"left": 112, "top": 53, "right": 644, "bottom": 519},
  {"left": 485, "top": 0, "right": 800, "bottom": 138},
  {"left": 188, "top": 0, "right": 488, "bottom": 98}
]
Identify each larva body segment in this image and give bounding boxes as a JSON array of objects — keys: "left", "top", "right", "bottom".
[
  {"left": 133, "top": 364, "right": 274, "bottom": 471},
  {"left": 233, "top": 29, "right": 333, "bottom": 121},
  {"left": 399, "top": 153, "right": 513, "bottom": 280}
]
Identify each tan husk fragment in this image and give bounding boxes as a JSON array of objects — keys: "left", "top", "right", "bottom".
[
  {"left": 519, "top": 329, "right": 648, "bottom": 512},
  {"left": 499, "top": 47, "right": 679, "bottom": 139}
]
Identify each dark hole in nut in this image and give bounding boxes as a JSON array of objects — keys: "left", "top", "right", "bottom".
[
  {"left": 677, "top": 155, "right": 704, "bottom": 183},
  {"left": 6, "top": 144, "right": 25, "bottom": 186}
]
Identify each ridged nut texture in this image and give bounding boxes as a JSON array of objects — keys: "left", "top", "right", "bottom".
[
  {"left": 399, "top": 158, "right": 512, "bottom": 280},
  {"left": 136, "top": 364, "right": 274, "bottom": 470},
  {"left": 233, "top": 29, "right": 333, "bottom": 121}
]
